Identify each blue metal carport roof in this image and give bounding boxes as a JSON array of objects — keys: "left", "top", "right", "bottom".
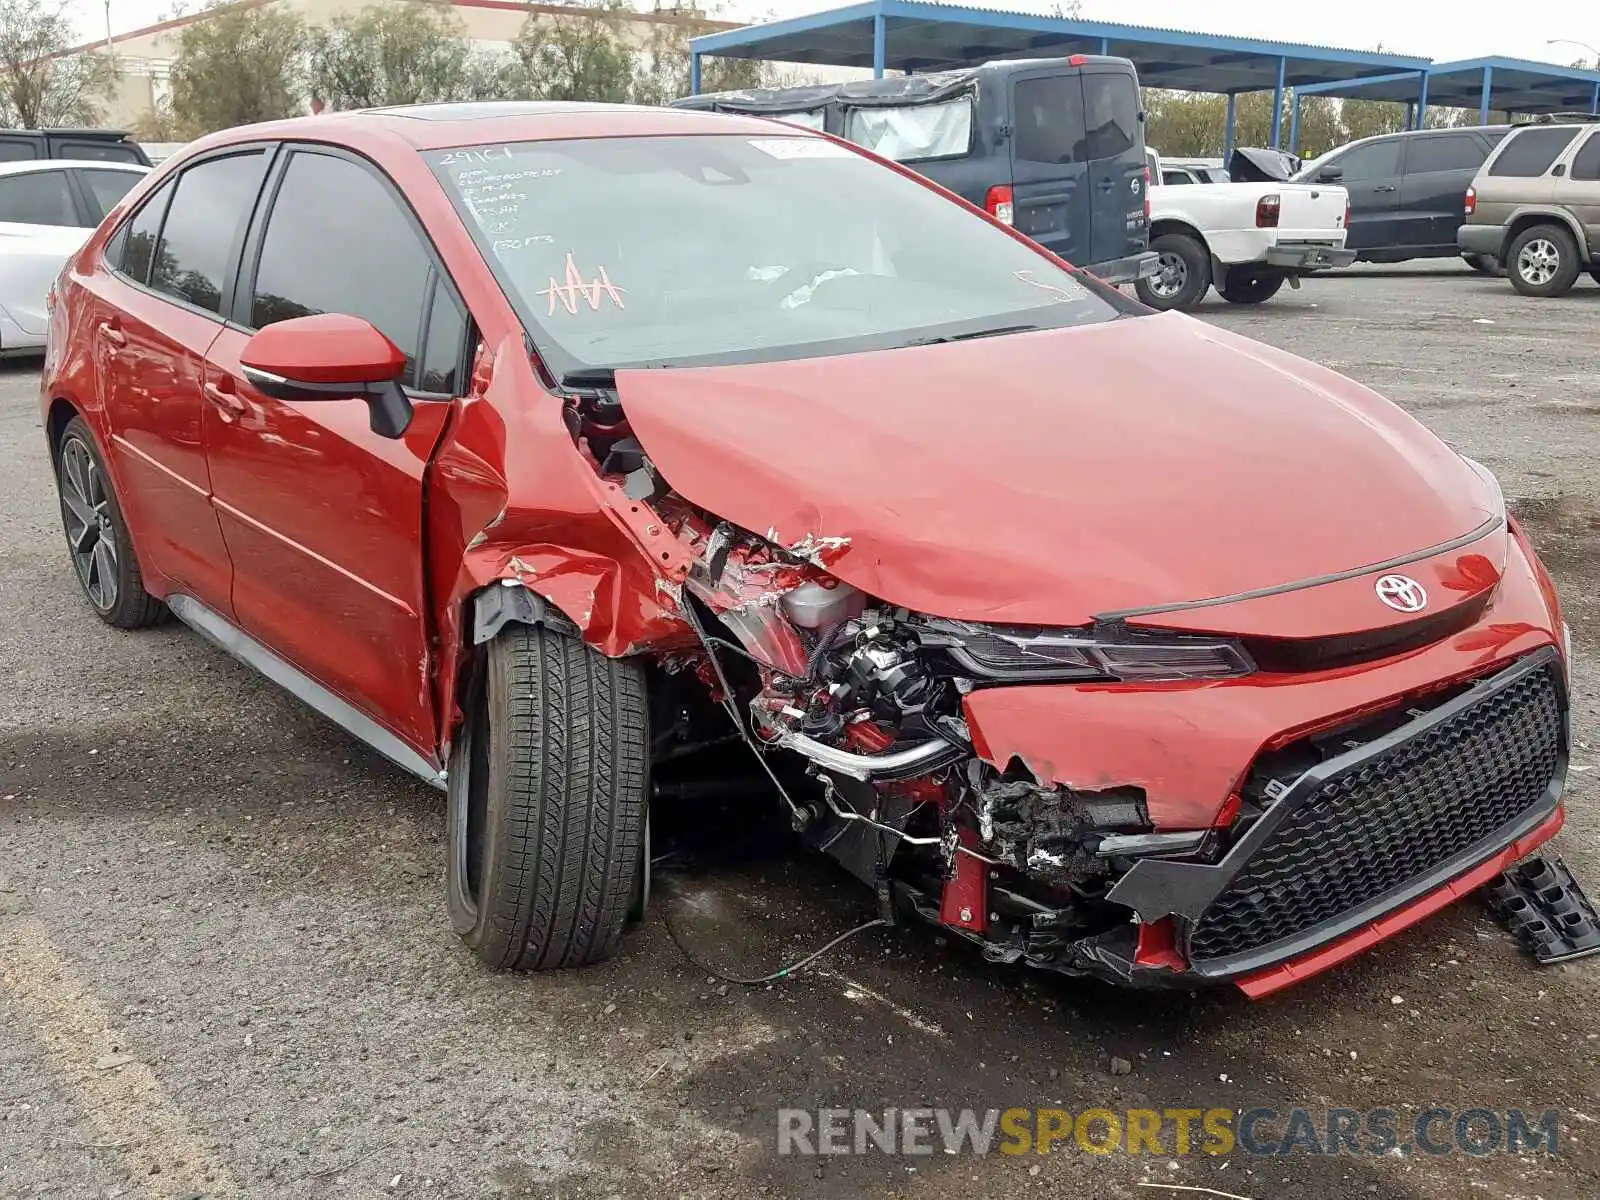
[
  {"left": 1296, "top": 56, "right": 1600, "bottom": 120},
  {"left": 688, "top": 0, "right": 1429, "bottom": 92}
]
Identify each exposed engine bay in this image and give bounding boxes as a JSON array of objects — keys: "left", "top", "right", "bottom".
[{"left": 561, "top": 379, "right": 1261, "bottom": 987}]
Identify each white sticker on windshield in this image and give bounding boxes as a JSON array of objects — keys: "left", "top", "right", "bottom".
[{"left": 746, "top": 138, "right": 855, "bottom": 159}]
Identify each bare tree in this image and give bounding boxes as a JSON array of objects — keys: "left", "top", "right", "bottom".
[{"left": 0, "top": 0, "right": 117, "bottom": 128}]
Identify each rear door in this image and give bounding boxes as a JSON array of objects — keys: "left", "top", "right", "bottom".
[
  {"left": 1079, "top": 64, "right": 1147, "bottom": 269},
  {"left": 1006, "top": 66, "right": 1093, "bottom": 265},
  {"left": 1319, "top": 137, "right": 1403, "bottom": 253},
  {"left": 1557, "top": 130, "right": 1600, "bottom": 253},
  {"left": 1396, "top": 132, "right": 1493, "bottom": 251}
]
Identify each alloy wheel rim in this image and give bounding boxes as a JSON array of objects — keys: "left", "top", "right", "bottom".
[
  {"left": 1517, "top": 239, "right": 1559, "bottom": 286},
  {"left": 59, "top": 437, "right": 118, "bottom": 611},
  {"left": 1151, "top": 251, "right": 1188, "bottom": 298}
]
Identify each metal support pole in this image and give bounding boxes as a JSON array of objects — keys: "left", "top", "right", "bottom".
[
  {"left": 1479, "top": 64, "right": 1493, "bottom": 125},
  {"left": 1224, "top": 92, "right": 1237, "bottom": 159},
  {"left": 1405, "top": 101, "right": 1415, "bottom": 130},
  {"left": 873, "top": 12, "right": 886, "bottom": 78},
  {"left": 1592, "top": 80, "right": 1599, "bottom": 114},
  {"left": 1289, "top": 92, "right": 1301, "bottom": 154},
  {"left": 689, "top": 51, "right": 701, "bottom": 95},
  {"left": 1271, "top": 57, "right": 1285, "bottom": 148},
  {"left": 1416, "top": 69, "right": 1429, "bottom": 129},
  {"left": 1100, "top": 37, "right": 1109, "bottom": 56}
]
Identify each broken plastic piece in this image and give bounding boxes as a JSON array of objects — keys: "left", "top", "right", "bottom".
[{"left": 1483, "top": 855, "right": 1600, "bottom": 965}]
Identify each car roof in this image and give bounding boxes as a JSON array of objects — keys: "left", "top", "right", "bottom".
[
  {"left": 180, "top": 101, "right": 798, "bottom": 158},
  {"left": 0, "top": 158, "right": 150, "bottom": 178}
]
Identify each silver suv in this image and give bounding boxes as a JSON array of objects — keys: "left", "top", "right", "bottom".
[{"left": 1457, "top": 119, "right": 1600, "bottom": 297}]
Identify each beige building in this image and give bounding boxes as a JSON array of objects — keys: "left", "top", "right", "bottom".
[{"left": 64, "top": 0, "right": 753, "bottom": 130}]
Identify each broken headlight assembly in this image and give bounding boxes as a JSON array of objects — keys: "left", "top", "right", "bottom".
[{"left": 923, "top": 620, "right": 1255, "bottom": 683}]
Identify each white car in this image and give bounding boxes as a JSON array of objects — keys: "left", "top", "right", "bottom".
[
  {"left": 1136, "top": 147, "right": 1352, "bottom": 311},
  {"left": 0, "top": 159, "right": 148, "bottom": 355}
]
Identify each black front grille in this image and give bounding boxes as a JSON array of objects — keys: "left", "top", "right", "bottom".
[{"left": 1188, "top": 662, "right": 1564, "bottom": 967}]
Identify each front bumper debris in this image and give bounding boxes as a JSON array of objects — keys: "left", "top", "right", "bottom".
[{"left": 1485, "top": 855, "right": 1600, "bottom": 965}]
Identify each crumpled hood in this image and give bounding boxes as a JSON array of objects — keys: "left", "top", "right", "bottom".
[{"left": 616, "top": 314, "right": 1499, "bottom": 630}]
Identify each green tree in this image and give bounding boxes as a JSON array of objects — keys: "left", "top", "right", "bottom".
[
  {"left": 0, "top": 0, "right": 117, "bottom": 127},
  {"left": 308, "top": 1, "right": 503, "bottom": 110},
  {"left": 498, "top": 0, "right": 639, "bottom": 104},
  {"left": 169, "top": 1, "right": 308, "bottom": 136}
]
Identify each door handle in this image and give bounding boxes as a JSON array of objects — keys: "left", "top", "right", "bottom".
[
  {"left": 1372, "top": 185, "right": 1397, "bottom": 193},
  {"left": 97, "top": 322, "right": 125, "bottom": 347},
  {"left": 203, "top": 379, "right": 247, "bottom": 418}
]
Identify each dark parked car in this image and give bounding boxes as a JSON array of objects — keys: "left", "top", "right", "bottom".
[
  {"left": 1294, "top": 126, "right": 1508, "bottom": 270},
  {"left": 674, "top": 56, "right": 1156, "bottom": 286},
  {"left": 43, "top": 103, "right": 1570, "bottom": 999},
  {"left": 0, "top": 128, "right": 150, "bottom": 166}
]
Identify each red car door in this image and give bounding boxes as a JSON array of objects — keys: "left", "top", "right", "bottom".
[
  {"left": 202, "top": 146, "right": 468, "bottom": 758},
  {"left": 86, "top": 150, "right": 270, "bottom": 613}
]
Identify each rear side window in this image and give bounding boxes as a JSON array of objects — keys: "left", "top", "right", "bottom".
[
  {"left": 1570, "top": 132, "right": 1600, "bottom": 182},
  {"left": 1014, "top": 75, "right": 1086, "bottom": 165},
  {"left": 1081, "top": 72, "right": 1140, "bottom": 160},
  {"left": 78, "top": 169, "right": 145, "bottom": 221},
  {"left": 150, "top": 151, "right": 267, "bottom": 313},
  {"left": 0, "top": 170, "right": 78, "bottom": 226},
  {"left": 248, "top": 150, "right": 441, "bottom": 389},
  {"left": 774, "top": 109, "right": 825, "bottom": 132},
  {"left": 116, "top": 181, "right": 173, "bottom": 284},
  {"left": 0, "top": 138, "right": 39, "bottom": 162},
  {"left": 1489, "top": 127, "right": 1579, "bottom": 177},
  {"left": 1331, "top": 139, "right": 1400, "bottom": 181},
  {"left": 843, "top": 97, "right": 972, "bottom": 162},
  {"left": 1404, "top": 135, "right": 1485, "bottom": 174}
]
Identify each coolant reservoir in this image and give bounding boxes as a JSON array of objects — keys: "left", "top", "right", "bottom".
[{"left": 781, "top": 579, "right": 865, "bottom": 630}]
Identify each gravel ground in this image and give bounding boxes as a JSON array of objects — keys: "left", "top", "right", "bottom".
[{"left": 2, "top": 262, "right": 1597, "bottom": 1200}]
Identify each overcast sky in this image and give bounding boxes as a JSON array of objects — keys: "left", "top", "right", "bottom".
[{"left": 74, "top": 0, "right": 1599, "bottom": 68}]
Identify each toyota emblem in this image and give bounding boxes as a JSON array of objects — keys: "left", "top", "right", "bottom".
[{"left": 1375, "top": 574, "right": 1428, "bottom": 613}]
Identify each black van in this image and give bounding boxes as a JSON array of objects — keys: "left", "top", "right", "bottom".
[
  {"left": 673, "top": 56, "right": 1155, "bottom": 285},
  {"left": 1292, "top": 126, "right": 1509, "bottom": 269}
]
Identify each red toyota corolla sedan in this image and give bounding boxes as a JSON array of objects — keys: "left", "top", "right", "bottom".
[{"left": 42, "top": 102, "right": 1570, "bottom": 997}]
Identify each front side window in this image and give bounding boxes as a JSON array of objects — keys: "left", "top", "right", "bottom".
[
  {"left": 1331, "top": 140, "right": 1400, "bottom": 182},
  {"left": 0, "top": 170, "right": 77, "bottom": 226},
  {"left": 150, "top": 151, "right": 267, "bottom": 314},
  {"left": 431, "top": 134, "right": 1126, "bottom": 379},
  {"left": 843, "top": 97, "right": 973, "bottom": 161},
  {"left": 1489, "top": 127, "right": 1579, "bottom": 178},
  {"left": 250, "top": 150, "right": 437, "bottom": 387}
]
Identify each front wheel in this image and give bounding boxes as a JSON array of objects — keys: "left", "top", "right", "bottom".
[
  {"left": 447, "top": 624, "right": 648, "bottom": 970},
  {"left": 1134, "top": 232, "right": 1212, "bottom": 311},
  {"left": 1507, "top": 224, "right": 1580, "bottom": 297},
  {"left": 1218, "top": 270, "right": 1285, "bottom": 305}
]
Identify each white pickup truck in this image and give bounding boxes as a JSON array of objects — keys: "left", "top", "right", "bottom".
[{"left": 1136, "top": 147, "right": 1355, "bottom": 311}]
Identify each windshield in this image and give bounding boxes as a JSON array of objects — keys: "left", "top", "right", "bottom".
[{"left": 430, "top": 134, "right": 1126, "bottom": 376}]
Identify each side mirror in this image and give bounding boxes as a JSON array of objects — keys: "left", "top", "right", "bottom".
[
  {"left": 1317, "top": 165, "right": 1343, "bottom": 182},
  {"left": 239, "top": 313, "right": 413, "bottom": 439}
]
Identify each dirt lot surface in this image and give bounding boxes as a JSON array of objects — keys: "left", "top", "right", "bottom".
[{"left": 2, "top": 263, "right": 1598, "bottom": 1200}]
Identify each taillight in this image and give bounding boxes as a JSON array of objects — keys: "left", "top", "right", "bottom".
[
  {"left": 1143, "top": 165, "right": 1151, "bottom": 221},
  {"left": 1343, "top": 198, "right": 1351, "bottom": 229},
  {"left": 1255, "top": 193, "right": 1281, "bottom": 228},
  {"left": 985, "top": 184, "right": 1014, "bottom": 226},
  {"left": 1464, "top": 185, "right": 1476, "bottom": 216}
]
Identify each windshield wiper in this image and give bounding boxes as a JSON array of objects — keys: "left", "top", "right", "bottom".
[{"left": 900, "top": 323, "right": 1044, "bottom": 348}]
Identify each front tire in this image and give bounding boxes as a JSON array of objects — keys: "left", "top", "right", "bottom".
[
  {"left": 1218, "top": 270, "right": 1285, "bottom": 305},
  {"left": 1507, "top": 224, "right": 1579, "bottom": 297},
  {"left": 447, "top": 624, "right": 648, "bottom": 970},
  {"left": 54, "top": 416, "right": 165, "bottom": 629},
  {"left": 1135, "top": 232, "right": 1212, "bottom": 311}
]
